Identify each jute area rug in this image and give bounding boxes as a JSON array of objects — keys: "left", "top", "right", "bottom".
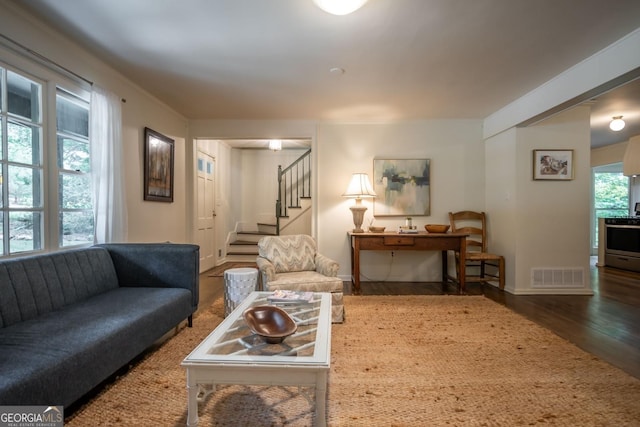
[{"left": 65, "top": 296, "right": 640, "bottom": 426}]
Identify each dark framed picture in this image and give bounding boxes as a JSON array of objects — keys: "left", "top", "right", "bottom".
[
  {"left": 533, "top": 149, "right": 574, "bottom": 180},
  {"left": 372, "top": 158, "right": 431, "bottom": 216},
  {"left": 144, "top": 127, "right": 174, "bottom": 202}
]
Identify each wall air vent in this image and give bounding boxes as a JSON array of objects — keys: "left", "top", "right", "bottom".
[{"left": 531, "top": 267, "right": 584, "bottom": 288}]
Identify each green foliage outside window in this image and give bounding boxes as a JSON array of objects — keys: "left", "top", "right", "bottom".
[
  {"left": 1, "top": 67, "right": 93, "bottom": 255},
  {"left": 593, "top": 171, "right": 629, "bottom": 249},
  {"left": 594, "top": 172, "right": 629, "bottom": 218}
]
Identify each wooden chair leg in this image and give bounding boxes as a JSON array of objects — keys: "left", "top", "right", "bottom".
[{"left": 498, "top": 256, "right": 505, "bottom": 290}]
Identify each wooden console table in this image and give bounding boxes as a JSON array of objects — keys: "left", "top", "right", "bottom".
[{"left": 348, "top": 231, "right": 467, "bottom": 294}]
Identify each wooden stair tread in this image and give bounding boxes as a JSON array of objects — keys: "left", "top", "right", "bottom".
[
  {"left": 237, "top": 230, "right": 276, "bottom": 235},
  {"left": 230, "top": 240, "right": 258, "bottom": 245}
]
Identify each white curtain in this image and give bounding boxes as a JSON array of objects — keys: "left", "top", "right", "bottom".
[{"left": 90, "top": 85, "right": 127, "bottom": 243}]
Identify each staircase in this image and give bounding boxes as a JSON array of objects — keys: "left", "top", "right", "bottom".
[{"left": 225, "top": 150, "right": 312, "bottom": 262}]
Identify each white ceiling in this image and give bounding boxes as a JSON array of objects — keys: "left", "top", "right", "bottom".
[{"left": 14, "top": 0, "right": 640, "bottom": 147}]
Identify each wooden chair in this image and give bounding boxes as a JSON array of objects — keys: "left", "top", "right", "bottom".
[{"left": 448, "top": 211, "right": 505, "bottom": 290}]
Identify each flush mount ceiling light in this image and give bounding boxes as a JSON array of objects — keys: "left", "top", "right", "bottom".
[
  {"left": 313, "top": 0, "right": 368, "bottom": 15},
  {"left": 609, "top": 116, "right": 626, "bottom": 132},
  {"left": 269, "top": 139, "right": 282, "bottom": 151}
]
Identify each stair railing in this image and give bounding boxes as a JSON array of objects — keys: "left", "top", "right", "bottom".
[{"left": 276, "top": 149, "right": 311, "bottom": 235}]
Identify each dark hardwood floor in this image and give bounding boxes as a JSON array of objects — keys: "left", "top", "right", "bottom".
[{"left": 199, "top": 259, "right": 640, "bottom": 380}]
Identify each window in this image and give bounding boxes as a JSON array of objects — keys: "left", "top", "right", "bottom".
[
  {"left": 592, "top": 163, "right": 629, "bottom": 253},
  {"left": 56, "top": 90, "right": 92, "bottom": 247},
  {"left": 0, "top": 63, "right": 93, "bottom": 257}
]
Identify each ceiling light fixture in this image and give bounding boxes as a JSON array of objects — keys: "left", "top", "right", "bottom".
[
  {"left": 313, "top": 0, "right": 368, "bottom": 15},
  {"left": 269, "top": 140, "right": 282, "bottom": 151},
  {"left": 609, "top": 116, "right": 626, "bottom": 132}
]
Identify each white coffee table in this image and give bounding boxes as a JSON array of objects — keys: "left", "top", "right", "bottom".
[{"left": 181, "top": 291, "right": 332, "bottom": 426}]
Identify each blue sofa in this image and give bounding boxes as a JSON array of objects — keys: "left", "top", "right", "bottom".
[{"left": 0, "top": 243, "right": 199, "bottom": 408}]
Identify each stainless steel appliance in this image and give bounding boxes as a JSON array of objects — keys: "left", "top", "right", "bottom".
[{"left": 604, "top": 217, "right": 640, "bottom": 273}]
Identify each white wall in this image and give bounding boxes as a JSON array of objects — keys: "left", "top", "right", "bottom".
[
  {"left": 316, "top": 120, "right": 484, "bottom": 282},
  {"left": 1, "top": 4, "right": 190, "bottom": 244},
  {"left": 487, "top": 106, "right": 593, "bottom": 295},
  {"left": 234, "top": 148, "right": 309, "bottom": 228},
  {"left": 485, "top": 128, "right": 518, "bottom": 290}
]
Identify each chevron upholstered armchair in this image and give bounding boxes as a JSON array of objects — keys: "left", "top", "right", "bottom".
[{"left": 256, "top": 234, "right": 344, "bottom": 322}]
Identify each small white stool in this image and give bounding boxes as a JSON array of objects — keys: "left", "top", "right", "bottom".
[{"left": 224, "top": 267, "right": 259, "bottom": 316}]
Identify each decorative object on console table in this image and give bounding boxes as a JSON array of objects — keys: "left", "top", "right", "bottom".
[
  {"left": 425, "top": 224, "right": 450, "bottom": 233},
  {"left": 398, "top": 226, "right": 418, "bottom": 233},
  {"left": 373, "top": 159, "right": 430, "bottom": 216},
  {"left": 532, "top": 149, "right": 574, "bottom": 181},
  {"left": 343, "top": 173, "right": 377, "bottom": 233},
  {"left": 143, "top": 127, "right": 175, "bottom": 202}
]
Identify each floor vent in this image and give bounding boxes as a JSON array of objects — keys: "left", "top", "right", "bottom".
[{"left": 531, "top": 267, "right": 584, "bottom": 288}]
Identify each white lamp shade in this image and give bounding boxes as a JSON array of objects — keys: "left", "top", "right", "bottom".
[
  {"left": 313, "top": 0, "right": 368, "bottom": 15},
  {"left": 623, "top": 135, "right": 640, "bottom": 177},
  {"left": 343, "top": 173, "right": 376, "bottom": 198}
]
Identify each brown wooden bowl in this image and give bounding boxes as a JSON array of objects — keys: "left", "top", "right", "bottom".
[
  {"left": 368, "top": 226, "right": 386, "bottom": 232},
  {"left": 243, "top": 305, "right": 297, "bottom": 344},
  {"left": 425, "top": 224, "right": 450, "bottom": 233}
]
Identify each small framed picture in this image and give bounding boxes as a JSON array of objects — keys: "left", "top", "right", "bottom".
[
  {"left": 533, "top": 149, "right": 574, "bottom": 180},
  {"left": 144, "top": 127, "right": 174, "bottom": 202}
]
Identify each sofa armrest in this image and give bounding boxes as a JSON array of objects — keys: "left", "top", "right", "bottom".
[
  {"left": 256, "top": 256, "right": 276, "bottom": 287},
  {"left": 315, "top": 253, "right": 339, "bottom": 277},
  {"left": 96, "top": 243, "right": 199, "bottom": 313}
]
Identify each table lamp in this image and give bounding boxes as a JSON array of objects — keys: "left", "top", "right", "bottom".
[{"left": 342, "top": 173, "right": 376, "bottom": 233}]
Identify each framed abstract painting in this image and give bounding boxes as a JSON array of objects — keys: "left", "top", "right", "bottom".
[
  {"left": 144, "top": 127, "right": 175, "bottom": 202},
  {"left": 373, "top": 159, "right": 431, "bottom": 216}
]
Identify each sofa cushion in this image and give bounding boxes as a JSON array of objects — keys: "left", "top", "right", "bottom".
[
  {"left": 264, "top": 271, "right": 343, "bottom": 293},
  {"left": 0, "top": 286, "right": 193, "bottom": 406},
  {"left": 258, "top": 235, "right": 317, "bottom": 273},
  {"left": 0, "top": 247, "right": 119, "bottom": 329}
]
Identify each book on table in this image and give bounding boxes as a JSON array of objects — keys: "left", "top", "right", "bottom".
[{"left": 268, "top": 290, "right": 314, "bottom": 303}]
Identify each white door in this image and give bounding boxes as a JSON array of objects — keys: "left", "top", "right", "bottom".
[{"left": 196, "top": 152, "right": 216, "bottom": 272}]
